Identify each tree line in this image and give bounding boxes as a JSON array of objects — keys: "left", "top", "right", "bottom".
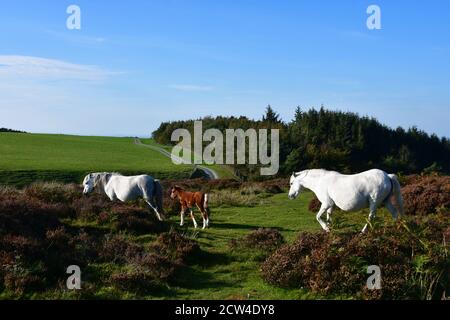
[{"left": 152, "top": 106, "right": 450, "bottom": 179}]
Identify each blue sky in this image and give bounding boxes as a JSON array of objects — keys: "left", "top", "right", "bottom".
[{"left": 0, "top": 0, "right": 449, "bottom": 137}]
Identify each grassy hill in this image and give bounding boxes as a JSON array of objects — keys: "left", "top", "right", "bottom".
[{"left": 0, "top": 133, "right": 194, "bottom": 187}]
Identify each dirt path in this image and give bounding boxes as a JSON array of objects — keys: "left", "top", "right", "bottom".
[{"left": 133, "top": 138, "right": 219, "bottom": 180}]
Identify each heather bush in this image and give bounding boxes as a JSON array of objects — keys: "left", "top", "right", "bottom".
[
  {"left": 100, "top": 234, "right": 144, "bottom": 264},
  {"left": 109, "top": 271, "right": 160, "bottom": 293},
  {"left": 230, "top": 228, "right": 284, "bottom": 253},
  {"left": 401, "top": 175, "right": 450, "bottom": 216},
  {"left": 150, "top": 230, "right": 200, "bottom": 263},
  {"left": 107, "top": 231, "right": 198, "bottom": 293},
  {"left": 308, "top": 197, "right": 321, "bottom": 213},
  {"left": 110, "top": 205, "right": 169, "bottom": 234},
  {"left": 0, "top": 184, "right": 199, "bottom": 296},
  {"left": 24, "top": 182, "right": 80, "bottom": 205},
  {"left": 261, "top": 215, "right": 450, "bottom": 299}
]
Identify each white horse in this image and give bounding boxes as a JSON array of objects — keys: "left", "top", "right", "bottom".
[
  {"left": 288, "top": 169, "right": 404, "bottom": 233},
  {"left": 82, "top": 172, "right": 165, "bottom": 221}
]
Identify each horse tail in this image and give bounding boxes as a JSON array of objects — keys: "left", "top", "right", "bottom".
[
  {"left": 388, "top": 174, "right": 404, "bottom": 217},
  {"left": 153, "top": 179, "right": 164, "bottom": 214}
]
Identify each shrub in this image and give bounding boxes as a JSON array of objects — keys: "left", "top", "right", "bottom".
[
  {"left": 24, "top": 182, "right": 80, "bottom": 205},
  {"left": 308, "top": 197, "right": 321, "bottom": 213},
  {"left": 230, "top": 228, "right": 284, "bottom": 253},
  {"left": 261, "top": 215, "right": 450, "bottom": 299},
  {"left": 111, "top": 205, "right": 168, "bottom": 234},
  {"left": 72, "top": 193, "right": 112, "bottom": 221},
  {"left": 150, "top": 230, "right": 200, "bottom": 263},
  {"left": 109, "top": 271, "right": 159, "bottom": 293},
  {"left": 401, "top": 175, "right": 450, "bottom": 216},
  {"left": 131, "top": 252, "right": 179, "bottom": 282},
  {"left": 100, "top": 234, "right": 144, "bottom": 264}
]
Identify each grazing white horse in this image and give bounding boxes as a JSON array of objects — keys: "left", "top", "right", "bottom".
[
  {"left": 288, "top": 169, "right": 404, "bottom": 233},
  {"left": 82, "top": 172, "right": 165, "bottom": 221}
]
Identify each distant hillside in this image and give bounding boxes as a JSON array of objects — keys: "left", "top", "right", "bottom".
[
  {"left": 0, "top": 134, "right": 193, "bottom": 187},
  {"left": 153, "top": 106, "right": 450, "bottom": 179}
]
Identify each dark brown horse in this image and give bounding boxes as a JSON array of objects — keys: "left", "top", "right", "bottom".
[{"left": 170, "top": 186, "right": 210, "bottom": 229}]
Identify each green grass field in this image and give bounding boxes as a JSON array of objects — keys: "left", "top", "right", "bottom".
[
  {"left": 147, "top": 192, "right": 392, "bottom": 300},
  {"left": 0, "top": 133, "right": 198, "bottom": 186}
]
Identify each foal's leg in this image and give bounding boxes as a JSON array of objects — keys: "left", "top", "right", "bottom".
[
  {"left": 362, "top": 202, "right": 377, "bottom": 233},
  {"left": 189, "top": 209, "right": 198, "bottom": 229},
  {"left": 196, "top": 204, "right": 208, "bottom": 229},
  {"left": 145, "top": 199, "right": 163, "bottom": 221},
  {"left": 316, "top": 205, "right": 330, "bottom": 232},
  {"left": 180, "top": 205, "right": 187, "bottom": 226}
]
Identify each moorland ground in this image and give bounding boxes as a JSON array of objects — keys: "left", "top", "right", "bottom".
[{"left": 0, "top": 133, "right": 448, "bottom": 300}]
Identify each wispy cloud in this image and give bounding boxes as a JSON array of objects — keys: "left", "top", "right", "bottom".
[
  {"left": 45, "top": 30, "right": 107, "bottom": 46},
  {"left": 0, "top": 55, "right": 115, "bottom": 81},
  {"left": 169, "top": 84, "right": 214, "bottom": 92}
]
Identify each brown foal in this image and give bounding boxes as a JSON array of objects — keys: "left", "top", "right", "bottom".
[{"left": 170, "top": 185, "right": 210, "bottom": 229}]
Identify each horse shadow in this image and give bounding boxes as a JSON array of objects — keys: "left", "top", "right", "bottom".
[{"left": 172, "top": 265, "right": 232, "bottom": 290}]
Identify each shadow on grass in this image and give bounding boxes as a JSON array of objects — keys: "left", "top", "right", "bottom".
[
  {"left": 212, "top": 222, "right": 289, "bottom": 232},
  {"left": 172, "top": 265, "right": 232, "bottom": 290},
  {"left": 188, "top": 249, "right": 235, "bottom": 268}
]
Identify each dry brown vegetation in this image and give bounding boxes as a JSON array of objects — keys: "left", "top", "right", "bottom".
[
  {"left": 0, "top": 183, "right": 199, "bottom": 296},
  {"left": 260, "top": 214, "right": 450, "bottom": 299},
  {"left": 401, "top": 174, "right": 450, "bottom": 216}
]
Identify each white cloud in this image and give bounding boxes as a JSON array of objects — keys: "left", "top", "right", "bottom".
[
  {"left": 0, "top": 55, "right": 114, "bottom": 81},
  {"left": 169, "top": 84, "right": 213, "bottom": 92}
]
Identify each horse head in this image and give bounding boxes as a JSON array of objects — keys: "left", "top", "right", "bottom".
[
  {"left": 288, "top": 171, "right": 304, "bottom": 200},
  {"left": 82, "top": 173, "right": 95, "bottom": 195},
  {"left": 170, "top": 185, "right": 182, "bottom": 200}
]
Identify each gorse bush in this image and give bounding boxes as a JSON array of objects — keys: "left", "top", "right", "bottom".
[{"left": 261, "top": 214, "right": 449, "bottom": 299}]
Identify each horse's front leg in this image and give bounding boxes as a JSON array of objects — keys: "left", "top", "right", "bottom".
[
  {"left": 146, "top": 199, "right": 163, "bottom": 221},
  {"left": 316, "top": 206, "right": 330, "bottom": 232}
]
